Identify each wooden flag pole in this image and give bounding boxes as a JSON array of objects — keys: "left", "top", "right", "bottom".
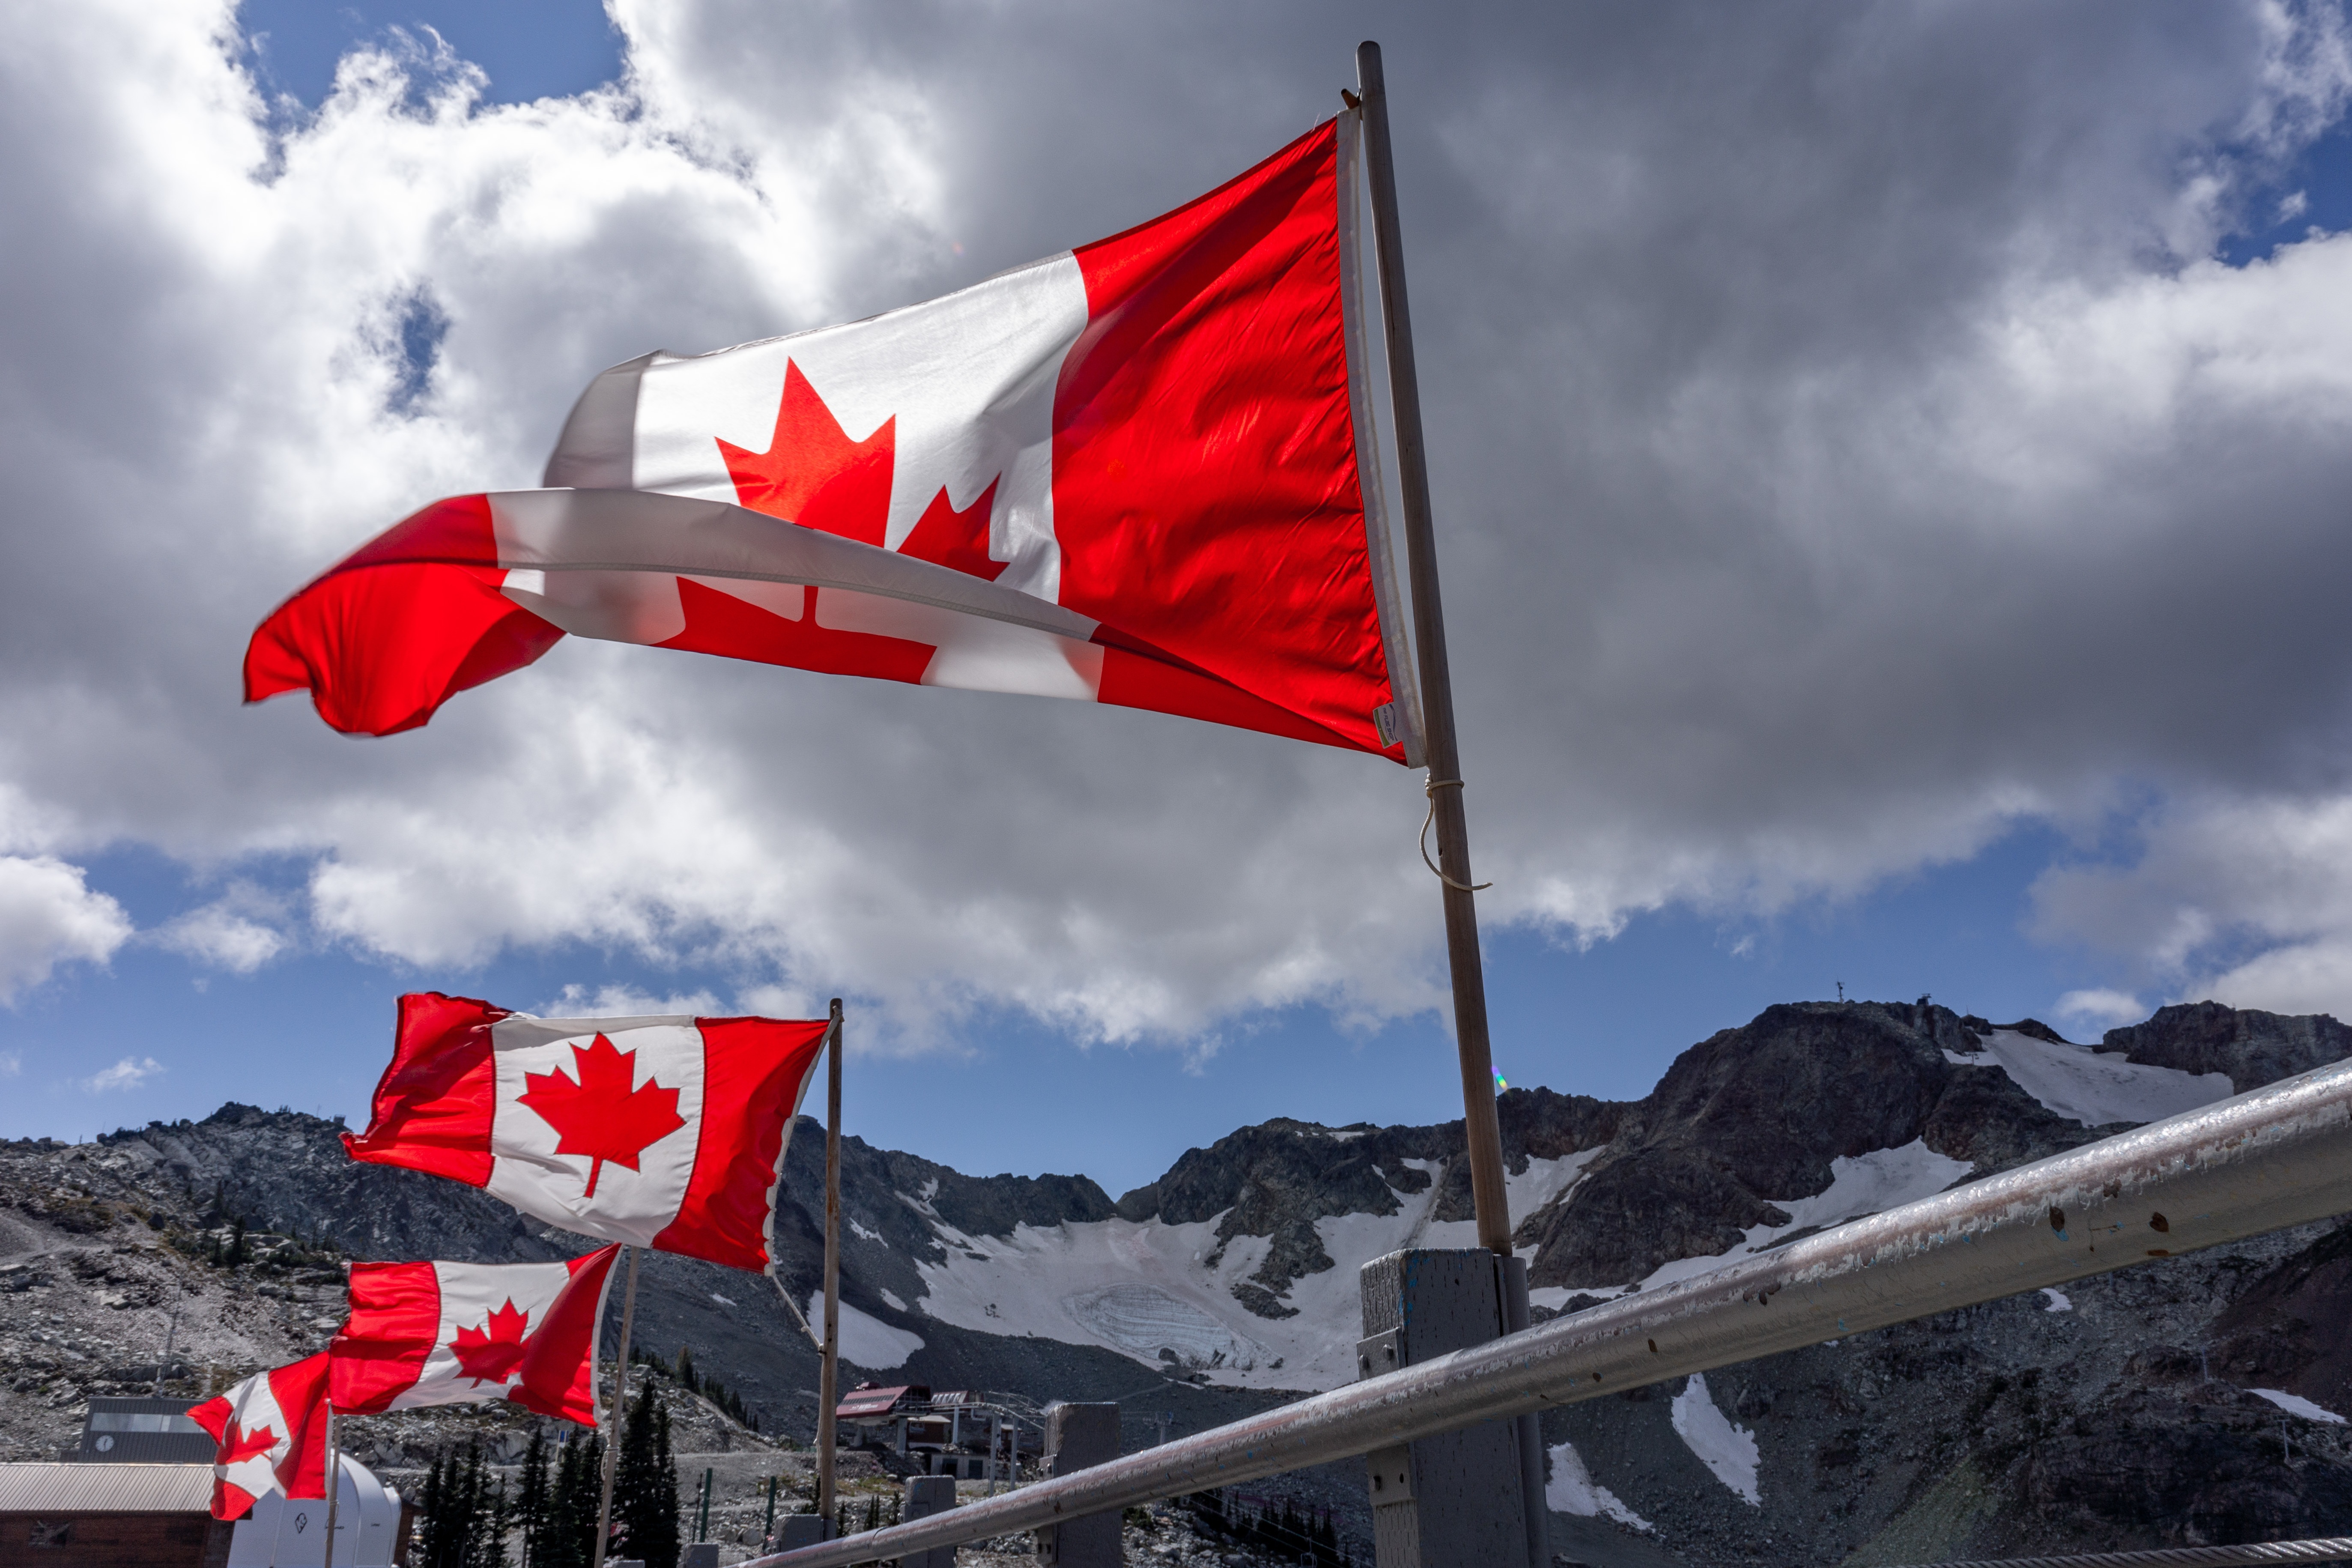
[
  {"left": 591, "top": 1245, "right": 640, "bottom": 1568},
  {"left": 321, "top": 1406, "right": 339, "bottom": 1568},
  {"left": 1354, "top": 39, "right": 1515, "bottom": 1258},
  {"left": 816, "top": 999, "right": 844, "bottom": 1530}
]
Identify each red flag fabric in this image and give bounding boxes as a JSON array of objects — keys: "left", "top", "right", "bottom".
[
  {"left": 188, "top": 1353, "right": 331, "bottom": 1520},
  {"left": 244, "top": 117, "right": 1423, "bottom": 762},
  {"left": 343, "top": 992, "right": 828, "bottom": 1272},
  {"left": 329, "top": 1245, "right": 619, "bottom": 1424}
]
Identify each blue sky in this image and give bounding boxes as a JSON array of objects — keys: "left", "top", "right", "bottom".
[
  {"left": 7, "top": 3, "right": 2352, "bottom": 1202},
  {"left": 0, "top": 822, "right": 2158, "bottom": 1195}
]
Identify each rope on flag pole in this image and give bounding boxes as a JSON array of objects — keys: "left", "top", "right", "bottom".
[
  {"left": 1418, "top": 779, "right": 1492, "bottom": 892},
  {"left": 768, "top": 1270, "right": 824, "bottom": 1349}
]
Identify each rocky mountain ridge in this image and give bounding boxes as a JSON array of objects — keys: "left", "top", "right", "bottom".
[{"left": 3, "top": 997, "right": 2349, "bottom": 1565}]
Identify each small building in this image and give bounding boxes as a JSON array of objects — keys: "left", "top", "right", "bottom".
[
  {"left": 0, "top": 1457, "right": 408, "bottom": 1568},
  {"left": 76, "top": 1397, "right": 218, "bottom": 1464},
  {"left": 0, "top": 1462, "right": 230, "bottom": 1567},
  {"left": 835, "top": 1384, "right": 949, "bottom": 1457}
]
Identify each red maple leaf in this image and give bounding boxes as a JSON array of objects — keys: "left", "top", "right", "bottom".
[
  {"left": 516, "top": 1034, "right": 687, "bottom": 1197},
  {"left": 716, "top": 360, "right": 1007, "bottom": 580},
  {"left": 717, "top": 360, "right": 896, "bottom": 546},
  {"left": 448, "top": 1298, "right": 533, "bottom": 1386},
  {"left": 218, "top": 1418, "right": 278, "bottom": 1466}
]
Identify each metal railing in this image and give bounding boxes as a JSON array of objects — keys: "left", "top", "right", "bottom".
[
  {"left": 744, "top": 1056, "right": 2352, "bottom": 1567},
  {"left": 1898, "top": 1542, "right": 2352, "bottom": 1566}
]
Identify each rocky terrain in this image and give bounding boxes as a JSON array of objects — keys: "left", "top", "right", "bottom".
[{"left": 1, "top": 997, "right": 2348, "bottom": 1564}]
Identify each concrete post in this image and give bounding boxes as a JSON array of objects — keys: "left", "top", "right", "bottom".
[
  {"left": 1358, "top": 1249, "right": 1541, "bottom": 1568},
  {"left": 1032, "top": 1403, "right": 1120, "bottom": 1568},
  {"left": 774, "top": 1514, "right": 831, "bottom": 1550},
  {"left": 900, "top": 1475, "right": 958, "bottom": 1568}
]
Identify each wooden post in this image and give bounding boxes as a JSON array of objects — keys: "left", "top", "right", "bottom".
[
  {"left": 816, "top": 1000, "right": 845, "bottom": 1525},
  {"left": 591, "top": 1245, "right": 641, "bottom": 1568},
  {"left": 321, "top": 1407, "right": 339, "bottom": 1568},
  {"left": 1354, "top": 39, "right": 1513, "bottom": 1258}
]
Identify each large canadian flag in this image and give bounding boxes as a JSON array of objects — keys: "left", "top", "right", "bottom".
[
  {"left": 343, "top": 992, "right": 829, "bottom": 1272},
  {"left": 244, "top": 117, "right": 1422, "bottom": 762},
  {"left": 188, "top": 1353, "right": 331, "bottom": 1520},
  {"left": 330, "top": 1247, "right": 618, "bottom": 1424}
]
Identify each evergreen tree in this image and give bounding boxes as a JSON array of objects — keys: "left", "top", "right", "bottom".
[
  {"left": 538, "top": 1438, "right": 589, "bottom": 1568},
  {"left": 466, "top": 1471, "right": 509, "bottom": 1568},
  {"left": 652, "top": 1405, "right": 681, "bottom": 1554},
  {"left": 418, "top": 1455, "right": 447, "bottom": 1568},
  {"left": 613, "top": 1381, "right": 681, "bottom": 1568},
  {"left": 673, "top": 1345, "right": 696, "bottom": 1392},
  {"left": 515, "top": 1428, "right": 549, "bottom": 1566}
]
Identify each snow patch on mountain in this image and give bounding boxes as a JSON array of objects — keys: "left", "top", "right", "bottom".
[
  {"left": 2253, "top": 1389, "right": 2346, "bottom": 1425},
  {"left": 1526, "top": 1139, "right": 1973, "bottom": 1309},
  {"left": 913, "top": 1150, "right": 1598, "bottom": 1389},
  {"left": 1546, "top": 1439, "right": 1654, "bottom": 1530},
  {"left": 808, "top": 1293, "right": 924, "bottom": 1370},
  {"left": 1952, "top": 1030, "right": 2234, "bottom": 1126},
  {"left": 1671, "top": 1373, "right": 1761, "bottom": 1505}
]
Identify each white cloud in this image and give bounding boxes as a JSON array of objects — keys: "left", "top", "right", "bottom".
[
  {"left": 155, "top": 888, "right": 290, "bottom": 974},
  {"left": 2035, "top": 796, "right": 2352, "bottom": 1020},
  {"left": 0, "top": 1051, "right": 19, "bottom": 1078},
  {"left": 0, "top": 856, "right": 134, "bottom": 1004},
  {"left": 2054, "top": 989, "right": 2149, "bottom": 1035},
  {"left": 542, "top": 982, "right": 722, "bottom": 1018},
  {"left": 82, "top": 1056, "right": 164, "bottom": 1093},
  {"left": 3, "top": 0, "right": 2352, "bottom": 1054}
]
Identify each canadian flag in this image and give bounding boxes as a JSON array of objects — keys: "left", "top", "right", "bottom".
[
  {"left": 188, "top": 1353, "right": 331, "bottom": 1520},
  {"left": 329, "top": 1246, "right": 618, "bottom": 1423},
  {"left": 343, "top": 992, "right": 829, "bottom": 1272},
  {"left": 244, "top": 117, "right": 1423, "bottom": 762}
]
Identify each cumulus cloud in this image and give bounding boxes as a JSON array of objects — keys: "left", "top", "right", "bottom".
[
  {"left": 154, "top": 884, "right": 291, "bottom": 974},
  {"left": 2036, "top": 795, "right": 2352, "bottom": 1019},
  {"left": 83, "top": 1056, "right": 165, "bottom": 1093},
  {"left": 542, "top": 982, "right": 723, "bottom": 1018},
  {"left": 2054, "top": 989, "right": 2150, "bottom": 1035},
  {"left": 0, "top": 857, "right": 134, "bottom": 1004},
  {"left": 3, "top": 0, "right": 2352, "bottom": 1047}
]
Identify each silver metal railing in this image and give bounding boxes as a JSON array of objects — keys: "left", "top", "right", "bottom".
[
  {"left": 1898, "top": 1541, "right": 2352, "bottom": 1566},
  {"left": 746, "top": 1056, "right": 2352, "bottom": 1567}
]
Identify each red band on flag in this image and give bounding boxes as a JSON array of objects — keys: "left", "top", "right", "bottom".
[{"left": 342, "top": 992, "right": 504, "bottom": 1187}]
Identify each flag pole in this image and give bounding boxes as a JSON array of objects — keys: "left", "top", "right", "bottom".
[
  {"left": 1354, "top": 39, "right": 1514, "bottom": 1258},
  {"left": 322, "top": 1406, "right": 339, "bottom": 1568},
  {"left": 816, "top": 999, "right": 844, "bottom": 1531},
  {"left": 591, "top": 1245, "right": 640, "bottom": 1568}
]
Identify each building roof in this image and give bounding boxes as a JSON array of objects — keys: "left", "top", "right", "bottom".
[
  {"left": 78, "top": 1395, "right": 217, "bottom": 1463},
  {"left": 836, "top": 1384, "right": 927, "bottom": 1419},
  {"left": 0, "top": 1462, "right": 216, "bottom": 1514}
]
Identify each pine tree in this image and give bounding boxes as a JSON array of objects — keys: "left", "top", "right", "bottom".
[
  {"left": 674, "top": 1345, "right": 696, "bottom": 1392},
  {"left": 538, "top": 1438, "right": 588, "bottom": 1568},
  {"left": 515, "top": 1428, "right": 549, "bottom": 1566},
  {"left": 613, "top": 1381, "right": 681, "bottom": 1568},
  {"left": 466, "top": 1470, "right": 508, "bottom": 1568},
  {"left": 419, "top": 1455, "right": 447, "bottom": 1568},
  {"left": 576, "top": 1434, "right": 606, "bottom": 1566},
  {"left": 652, "top": 1404, "right": 681, "bottom": 1556}
]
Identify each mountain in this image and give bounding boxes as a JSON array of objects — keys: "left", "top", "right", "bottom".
[{"left": 2, "top": 997, "right": 2349, "bottom": 1565}]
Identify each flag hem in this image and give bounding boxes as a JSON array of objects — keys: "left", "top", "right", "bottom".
[{"left": 1336, "top": 105, "right": 1426, "bottom": 769}]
